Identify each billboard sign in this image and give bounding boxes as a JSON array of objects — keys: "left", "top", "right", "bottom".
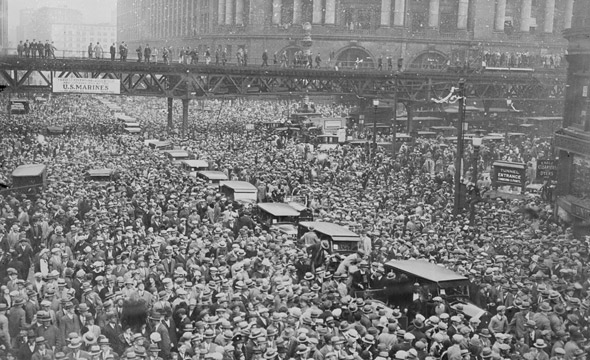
[
  {"left": 493, "top": 161, "right": 526, "bottom": 188},
  {"left": 537, "top": 159, "right": 558, "bottom": 181},
  {"left": 53, "top": 78, "right": 121, "bottom": 95}
]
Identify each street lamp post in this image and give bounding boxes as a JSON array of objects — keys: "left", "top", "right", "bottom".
[{"left": 373, "top": 99, "right": 379, "bottom": 159}]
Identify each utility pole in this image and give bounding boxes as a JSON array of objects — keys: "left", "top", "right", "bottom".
[{"left": 454, "top": 79, "right": 466, "bottom": 216}]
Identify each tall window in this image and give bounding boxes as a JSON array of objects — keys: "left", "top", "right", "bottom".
[
  {"left": 439, "top": 0, "right": 458, "bottom": 32},
  {"left": 302, "top": 0, "right": 313, "bottom": 23},
  {"left": 282, "top": 0, "right": 294, "bottom": 24}
]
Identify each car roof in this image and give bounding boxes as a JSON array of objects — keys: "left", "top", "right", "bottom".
[
  {"left": 182, "top": 160, "right": 208, "bottom": 167},
  {"left": 384, "top": 260, "right": 468, "bottom": 283},
  {"left": 12, "top": 164, "right": 46, "bottom": 177},
  {"left": 87, "top": 169, "right": 114, "bottom": 176},
  {"left": 220, "top": 181, "right": 257, "bottom": 191},
  {"left": 197, "top": 171, "right": 229, "bottom": 180},
  {"left": 257, "top": 203, "right": 300, "bottom": 216},
  {"left": 299, "top": 221, "right": 359, "bottom": 239},
  {"left": 164, "top": 150, "right": 189, "bottom": 157}
]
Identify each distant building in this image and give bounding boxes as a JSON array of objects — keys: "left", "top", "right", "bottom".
[
  {"left": 0, "top": 0, "right": 8, "bottom": 49},
  {"left": 117, "top": 0, "right": 569, "bottom": 70},
  {"left": 15, "top": 7, "right": 116, "bottom": 58},
  {"left": 16, "top": 9, "right": 35, "bottom": 42},
  {"left": 555, "top": 0, "right": 590, "bottom": 239},
  {"left": 50, "top": 23, "right": 117, "bottom": 58}
]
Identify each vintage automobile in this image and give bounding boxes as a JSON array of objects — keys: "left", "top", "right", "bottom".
[
  {"left": 46, "top": 126, "right": 65, "bottom": 135},
  {"left": 196, "top": 171, "right": 229, "bottom": 188},
  {"left": 85, "top": 169, "right": 116, "bottom": 182},
  {"left": 220, "top": 181, "right": 258, "bottom": 206},
  {"left": 256, "top": 202, "right": 303, "bottom": 236},
  {"left": 147, "top": 140, "right": 174, "bottom": 151},
  {"left": 374, "top": 260, "right": 490, "bottom": 324},
  {"left": 162, "top": 149, "right": 191, "bottom": 164},
  {"left": 298, "top": 221, "right": 360, "bottom": 254},
  {"left": 10, "top": 164, "right": 47, "bottom": 195},
  {"left": 181, "top": 160, "right": 209, "bottom": 176}
]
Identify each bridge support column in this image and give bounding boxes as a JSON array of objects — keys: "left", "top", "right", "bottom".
[
  {"left": 272, "top": 0, "right": 282, "bottom": 24},
  {"left": 380, "top": 0, "right": 391, "bottom": 27},
  {"left": 520, "top": 0, "right": 532, "bottom": 32},
  {"left": 457, "top": 0, "right": 468, "bottom": 30},
  {"left": 325, "top": 0, "right": 335, "bottom": 24},
  {"left": 495, "top": 0, "right": 506, "bottom": 31},
  {"left": 167, "top": 98, "right": 174, "bottom": 132},
  {"left": 428, "top": 0, "right": 439, "bottom": 28},
  {"left": 565, "top": 0, "right": 574, "bottom": 29},
  {"left": 182, "top": 99, "right": 189, "bottom": 138}
]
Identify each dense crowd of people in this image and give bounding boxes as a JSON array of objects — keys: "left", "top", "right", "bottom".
[{"left": 0, "top": 94, "right": 587, "bottom": 360}]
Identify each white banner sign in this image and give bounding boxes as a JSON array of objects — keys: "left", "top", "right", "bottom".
[{"left": 53, "top": 77, "right": 121, "bottom": 95}]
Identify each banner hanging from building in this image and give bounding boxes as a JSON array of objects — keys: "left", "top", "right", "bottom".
[
  {"left": 53, "top": 78, "right": 121, "bottom": 95},
  {"left": 493, "top": 161, "right": 526, "bottom": 188}
]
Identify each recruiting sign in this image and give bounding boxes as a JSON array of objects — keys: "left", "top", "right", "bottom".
[
  {"left": 53, "top": 78, "right": 121, "bottom": 95},
  {"left": 493, "top": 161, "right": 526, "bottom": 188},
  {"left": 537, "top": 159, "right": 558, "bottom": 180}
]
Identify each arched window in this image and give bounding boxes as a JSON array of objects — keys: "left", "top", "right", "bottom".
[
  {"left": 409, "top": 51, "right": 448, "bottom": 70},
  {"left": 335, "top": 47, "right": 374, "bottom": 69}
]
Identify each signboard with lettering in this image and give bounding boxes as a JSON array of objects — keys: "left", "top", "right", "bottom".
[
  {"left": 53, "top": 78, "right": 121, "bottom": 95},
  {"left": 537, "top": 159, "right": 558, "bottom": 180},
  {"left": 493, "top": 161, "right": 526, "bottom": 188}
]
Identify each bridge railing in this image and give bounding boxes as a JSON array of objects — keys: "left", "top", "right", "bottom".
[{"left": 1, "top": 49, "right": 566, "bottom": 74}]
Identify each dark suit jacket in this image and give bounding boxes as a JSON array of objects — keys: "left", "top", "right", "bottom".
[{"left": 17, "top": 342, "right": 36, "bottom": 360}]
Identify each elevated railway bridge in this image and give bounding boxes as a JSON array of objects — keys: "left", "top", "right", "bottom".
[{"left": 0, "top": 56, "right": 566, "bottom": 135}]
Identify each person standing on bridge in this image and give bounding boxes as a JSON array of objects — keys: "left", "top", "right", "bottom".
[
  {"left": 144, "top": 44, "right": 151, "bottom": 63},
  {"left": 222, "top": 48, "right": 227, "bottom": 66},
  {"left": 162, "top": 47, "right": 169, "bottom": 65},
  {"left": 261, "top": 50, "right": 269, "bottom": 67},
  {"left": 48, "top": 42, "right": 57, "bottom": 59},
  {"left": 24, "top": 40, "right": 30, "bottom": 58},
  {"left": 17, "top": 41, "right": 23, "bottom": 58},
  {"left": 315, "top": 53, "right": 321, "bottom": 68},
  {"left": 136, "top": 45, "right": 143, "bottom": 62},
  {"left": 110, "top": 43, "right": 116, "bottom": 61},
  {"left": 95, "top": 42, "right": 104, "bottom": 59},
  {"left": 215, "top": 48, "right": 220, "bottom": 65},
  {"left": 44, "top": 41, "right": 50, "bottom": 58},
  {"left": 205, "top": 47, "right": 211, "bottom": 65},
  {"left": 37, "top": 40, "right": 44, "bottom": 58},
  {"left": 87, "top": 42, "right": 94, "bottom": 59},
  {"left": 31, "top": 39, "right": 37, "bottom": 59}
]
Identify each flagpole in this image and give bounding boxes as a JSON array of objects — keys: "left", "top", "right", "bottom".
[{"left": 454, "top": 79, "right": 466, "bottom": 216}]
